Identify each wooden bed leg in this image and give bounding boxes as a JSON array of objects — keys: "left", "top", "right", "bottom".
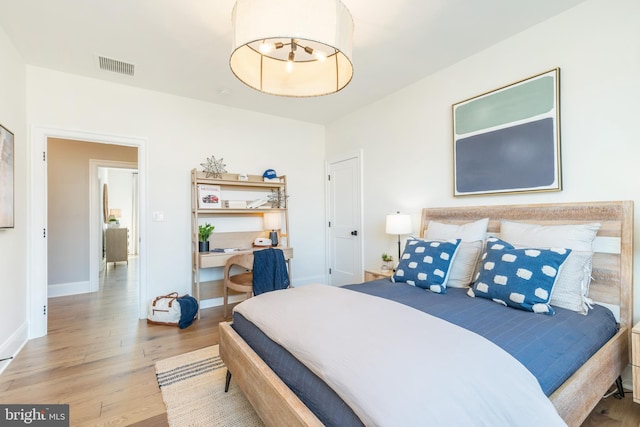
[
  {"left": 225, "top": 369, "right": 232, "bottom": 393},
  {"left": 603, "top": 376, "right": 626, "bottom": 400},
  {"left": 614, "top": 376, "right": 625, "bottom": 399}
]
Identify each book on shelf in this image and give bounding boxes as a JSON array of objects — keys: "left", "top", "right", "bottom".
[
  {"left": 197, "top": 184, "right": 221, "bottom": 209},
  {"left": 247, "top": 198, "right": 269, "bottom": 209},
  {"left": 223, "top": 200, "right": 247, "bottom": 209}
]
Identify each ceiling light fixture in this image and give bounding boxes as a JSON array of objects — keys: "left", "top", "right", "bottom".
[{"left": 229, "top": 0, "right": 354, "bottom": 97}]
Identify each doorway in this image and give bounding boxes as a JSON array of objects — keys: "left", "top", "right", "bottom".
[
  {"left": 90, "top": 161, "right": 138, "bottom": 290},
  {"left": 29, "top": 127, "right": 147, "bottom": 339}
]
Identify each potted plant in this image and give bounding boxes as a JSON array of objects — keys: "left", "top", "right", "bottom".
[
  {"left": 198, "top": 223, "right": 215, "bottom": 252},
  {"left": 381, "top": 253, "right": 393, "bottom": 271}
]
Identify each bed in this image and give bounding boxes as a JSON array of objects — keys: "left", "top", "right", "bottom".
[{"left": 219, "top": 200, "right": 633, "bottom": 426}]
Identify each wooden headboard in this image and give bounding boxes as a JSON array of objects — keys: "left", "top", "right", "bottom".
[{"left": 419, "top": 201, "right": 634, "bottom": 332}]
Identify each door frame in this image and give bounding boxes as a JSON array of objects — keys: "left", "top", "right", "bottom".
[
  {"left": 325, "top": 150, "right": 364, "bottom": 285},
  {"left": 89, "top": 160, "right": 138, "bottom": 292},
  {"left": 29, "top": 126, "right": 148, "bottom": 339}
]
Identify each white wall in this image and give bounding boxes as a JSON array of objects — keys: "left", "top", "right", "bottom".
[
  {"left": 107, "top": 168, "right": 136, "bottom": 249},
  {"left": 0, "top": 25, "right": 28, "bottom": 370},
  {"left": 326, "top": 0, "right": 640, "bottom": 320},
  {"left": 26, "top": 67, "right": 327, "bottom": 305}
]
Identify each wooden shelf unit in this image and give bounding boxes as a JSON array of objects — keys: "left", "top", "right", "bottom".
[{"left": 191, "top": 169, "right": 292, "bottom": 316}]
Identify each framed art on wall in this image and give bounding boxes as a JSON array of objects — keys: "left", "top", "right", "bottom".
[
  {"left": 452, "top": 68, "right": 561, "bottom": 196},
  {"left": 0, "top": 123, "right": 14, "bottom": 229}
]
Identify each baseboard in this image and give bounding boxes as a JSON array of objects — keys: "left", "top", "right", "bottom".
[
  {"left": 293, "top": 275, "right": 329, "bottom": 286},
  {"left": 199, "top": 275, "right": 329, "bottom": 310},
  {"left": 200, "top": 294, "right": 245, "bottom": 310},
  {"left": 48, "top": 281, "right": 91, "bottom": 297},
  {"left": 0, "top": 322, "right": 28, "bottom": 375}
]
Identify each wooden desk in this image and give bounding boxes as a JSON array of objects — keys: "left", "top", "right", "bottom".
[
  {"left": 198, "top": 246, "right": 293, "bottom": 268},
  {"left": 192, "top": 247, "right": 293, "bottom": 315}
]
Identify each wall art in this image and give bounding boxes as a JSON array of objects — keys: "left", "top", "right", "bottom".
[
  {"left": 0, "top": 123, "right": 14, "bottom": 228},
  {"left": 452, "top": 68, "right": 561, "bottom": 196}
]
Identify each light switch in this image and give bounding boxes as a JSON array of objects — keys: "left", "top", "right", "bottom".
[{"left": 153, "top": 211, "right": 165, "bottom": 221}]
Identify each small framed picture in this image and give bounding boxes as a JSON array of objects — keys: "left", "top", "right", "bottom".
[
  {"left": 0, "top": 123, "right": 14, "bottom": 229},
  {"left": 198, "top": 184, "right": 221, "bottom": 209}
]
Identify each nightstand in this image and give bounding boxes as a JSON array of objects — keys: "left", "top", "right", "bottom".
[
  {"left": 364, "top": 269, "right": 394, "bottom": 282},
  {"left": 633, "top": 321, "right": 640, "bottom": 403}
]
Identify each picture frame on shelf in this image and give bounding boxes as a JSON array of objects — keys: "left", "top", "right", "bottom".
[{"left": 197, "top": 184, "right": 221, "bottom": 209}]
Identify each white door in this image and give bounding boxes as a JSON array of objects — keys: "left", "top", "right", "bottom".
[{"left": 327, "top": 154, "right": 362, "bottom": 285}]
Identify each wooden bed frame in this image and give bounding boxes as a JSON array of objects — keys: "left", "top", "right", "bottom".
[{"left": 220, "top": 201, "right": 633, "bottom": 427}]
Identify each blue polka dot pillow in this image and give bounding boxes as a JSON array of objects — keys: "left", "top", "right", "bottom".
[
  {"left": 392, "top": 238, "right": 461, "bottom": 294},
  {"left": 468, "top": 238, "right": 571, "bottom": 315}
]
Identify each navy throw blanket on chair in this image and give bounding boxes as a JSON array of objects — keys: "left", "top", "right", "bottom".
[{"left": 252, "top": 248, "right": 290, "bottom": 296}]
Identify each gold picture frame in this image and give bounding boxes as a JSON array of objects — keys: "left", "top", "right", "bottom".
[{"left": 452, "top": 68, "right": 561, "bottom": 196}]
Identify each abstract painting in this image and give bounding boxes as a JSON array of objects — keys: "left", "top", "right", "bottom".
[{"left": 453, "top": 68, "right": 561, "bottom": 196}]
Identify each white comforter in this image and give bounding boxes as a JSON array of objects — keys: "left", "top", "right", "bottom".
[{"left": 234, "top": 284, "right": 567, "bottom": 427}]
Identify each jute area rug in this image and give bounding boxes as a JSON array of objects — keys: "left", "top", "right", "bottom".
[{"left": 155, "top": 345, "right": 264, "bottom": 427}]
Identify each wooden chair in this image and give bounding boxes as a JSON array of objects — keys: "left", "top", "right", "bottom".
[{"left": 223, "top": 253, "right": 254, "bottom": 319}]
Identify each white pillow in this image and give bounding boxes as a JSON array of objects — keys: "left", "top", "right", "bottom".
[
  {"left": 425, "top": 218, "right": 489, "bottom": 288},
  {"left": 499, "top": 221, "right": 601, "bottom": 314}
]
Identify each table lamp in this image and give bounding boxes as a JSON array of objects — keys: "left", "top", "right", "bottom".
[
  {"left": 385, "top": 211, "right": 412, "bottom": 265},
  {"left": 263, "top": 212, "right": 282, "bottom": 247},
  {"left": 108, "top": 208, "right": 122, "bottom": 227}
]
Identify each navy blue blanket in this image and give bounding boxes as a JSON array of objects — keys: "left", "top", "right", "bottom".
[
  {"left": 344, "top": 280, "right": 618, "bottom": 395},
  {"left": 176, "top": 295, "right": 198, "bottom": 329},
  {"left": 252, "top": 248, "right": 289, "bottom": 296}
]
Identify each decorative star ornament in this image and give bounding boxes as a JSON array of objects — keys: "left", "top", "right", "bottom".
[
  {"left": 200, "top": 156, "right": 227, "bottom": 179},
  {"left": 268, "top": 189, "right": 289, "bottom": 208}
]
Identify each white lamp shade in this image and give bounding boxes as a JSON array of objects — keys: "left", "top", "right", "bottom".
[
  {"left": 386, "top": 213, "right": 412, "bottom": 235},
  {"left": 263, "top": 212, "right": 282, "bottom": 230},
  {"left": 230, "top": 0, "right": 354, "bottom": 97}
]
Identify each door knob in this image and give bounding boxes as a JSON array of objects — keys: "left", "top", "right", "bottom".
[{"left": 351, "top": 230, "right": 358, "bottom": 236}]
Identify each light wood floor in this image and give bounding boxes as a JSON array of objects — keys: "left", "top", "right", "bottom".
[
  {"left": 0, "top": 256, "right": 639, "bottom": 426},
  {"left": 0, "top": 257, "right": 224, "bottom": 426}
]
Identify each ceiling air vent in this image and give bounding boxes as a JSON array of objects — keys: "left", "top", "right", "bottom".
[{"left": 98, "top": 56, "right": 135, "bottom": 77}]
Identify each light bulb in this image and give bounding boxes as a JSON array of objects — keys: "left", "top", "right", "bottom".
[
  {"left": 314, "top": 50, "right": 327, "bottom": 61},
  {"left": 287, "top": 50, "right": 295, "bottom": 72},
  {"left": 259, "top": 41, "right": 283, "bottom": 54},
  {"left": 259, "top": 43, "right": 273, "bottom": 53}
]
